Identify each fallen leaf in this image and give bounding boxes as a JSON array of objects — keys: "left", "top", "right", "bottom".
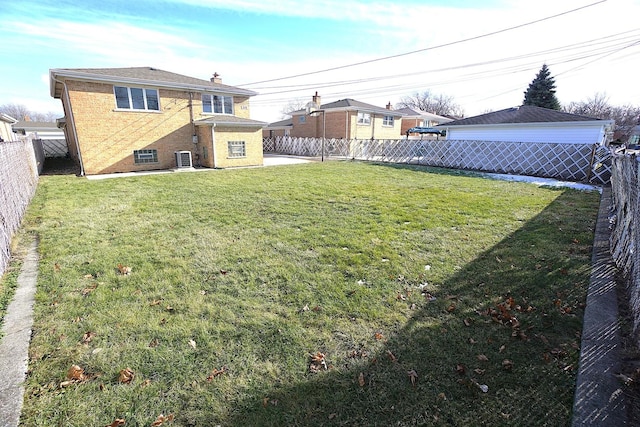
[
  {"left": 502, "top": 359, "right": 514, "bottom": 371},
  {"left": 67, "top": 365, "right": 86, "bottom": 381},
  {"left": 463, "top": 318, "right": 472, "bottom": 327},
  {"left": 80, "top": 331, "right": 96, "bottom": 344},
  {"left": 477, "top": 354, "right": 489, "bottom": 362},
  {"left": 220, "top": 269, "right": 228, "bottom": 275},
  {"left": 149, "top": 299, "right": 163, "bottom": 306},
  {"left": 456, "top": 364, "right": 466, "bottom": 375},
  {"left": 300, "top": 304, "right": 310, "bottom": 312},
  {"left": 329, "top": 413, "right": 337, "bottom": 419},
  {"left": 206, "top": 367, "right": 226, "bottom": 381},
  {"left": 309, "top": 352, "right": 328, "bottom": 372},
  {"left": 473, "top": 368, "right": 485, "bottom": 375},
  {"left": 117, "top": 264, "right": 131, "bottom": 275},
  {"left": 499, "top": 345, "right": 506, "bottom": 353},
  {"left": 54, "top": 263, "right": 61, "bottom": 272},
  {"left": 262, "top": 397, "right": 269, "bottom": 407},
  {"left": 151, "top": 413, "right": 174, "bottom": 426},
  {"left": 446, "top": 303, "right": 456, "bottom": 313},
  {"left": 118, "top": 368, "right": 135, "bottom": 384},
  {"left": 84, "top": 274, "right": 95, "bottom": 279},
  {"left": 358, "top": 372, "right": 365, "bottom": 387},
  {"left": 437, "top": 392, "right": 447, "bottom": 401},
  {"left": 374, "top": 332, "right": 384, "bottom": 341},
  {"left": 149, "top": 338, "right": 159, "bottom": 348},
  {"left": 105, "top": 419, "right": 126, "bottom": 427},
  {"left": 386, "top": 350, "right": 397, "bottom": 363},
  {"left": 188, "top": 339, "right": 197, "bottom": 350},
  {"left": 407, "top": 369, "right": 418, "bottom": 386},
  {"left": 468, "top": 338, "right": 477, "bottom": 344}
]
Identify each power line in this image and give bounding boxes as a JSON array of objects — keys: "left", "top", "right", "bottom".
[{"left": 240, "top": 0, "right": 607, "bottom": 86}]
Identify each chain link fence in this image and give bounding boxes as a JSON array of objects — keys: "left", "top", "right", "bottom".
[
  {"left": 0, "top": 138, "right": 40, "bottom": 278},
  {"left": 264, "top": 136, "right": 612, "bottom": 184}
]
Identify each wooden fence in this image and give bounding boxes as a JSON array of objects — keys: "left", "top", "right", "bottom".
[
  {"left": 0, "top": 138, "right": 40, "bottom": 278},
  {"left": 610, "top": 152, "right": 640, "bottom": 342},
  {"left": 263, "top": 136, "right": 612, "bottom": 184}
]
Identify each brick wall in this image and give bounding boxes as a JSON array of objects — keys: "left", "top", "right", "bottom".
[
  {"left": 212, "top": 126, "right": 263, "bottom": 168},
  {"left": 64, "top": 80, "right": 256, "bottom": 175}
]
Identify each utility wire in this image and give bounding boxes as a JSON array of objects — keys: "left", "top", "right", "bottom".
[{"left": 240, "top": 0, "right": 607, "bottom": 86}]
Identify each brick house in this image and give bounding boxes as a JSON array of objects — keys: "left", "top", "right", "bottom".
[
  {"left": 50, "top": 67, "right": 265, "bottom": 175},
  {"left": 268, "top": 93, "right": 405, "bottom": 140},
  {"left": 395, "top": 107, "right": 453, "bottom": 136}
]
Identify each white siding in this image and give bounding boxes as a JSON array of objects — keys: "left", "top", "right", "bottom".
[{"left": 446, "top": 122, "right": 609, "bottom": 145}]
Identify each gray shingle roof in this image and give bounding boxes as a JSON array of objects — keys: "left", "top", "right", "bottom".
[
  {"left": 319, "top": 99, "right": 404, "bottom": 116},
  {"left": 264, "top": 118, "right": 293, "bottom": 129},
  {"left": 50, "top": 67, "right": 257, "bottom": 98},
  {"left": 444, "top": 105, "right": 602, "bottom": 127},
  {"left": 194, "top": 115, "right": 265, "bottom": 127}
]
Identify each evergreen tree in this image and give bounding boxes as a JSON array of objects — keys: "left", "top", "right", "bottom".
[{"left": 523, "top": 64, "right": 561, "bottom": 110}]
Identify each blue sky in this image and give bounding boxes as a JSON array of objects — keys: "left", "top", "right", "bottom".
[{"left": 1, "top": 0, "right": 639, "bottom": 122}]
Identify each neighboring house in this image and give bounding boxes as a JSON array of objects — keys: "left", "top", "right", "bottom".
[
  {"left": 0, "top": 113, "right": 17, "bottom": 142},
  {"left": 277, "top": 93, "right": 405, "bottom": 140},
  {"left": 440, "top": 105, "right": 613, "bottom": 145},
  {"left": 395, "top": 107, "right": 453, "bottom": 136},
  {"left": 12, "top": 121, "right": 65, "bottom": 140},
  {"left": 263, "top": 118, "right": 292, "bottom": 138},
  {"left": 50, "top": 67, "right": 265, "bottom": 175}
]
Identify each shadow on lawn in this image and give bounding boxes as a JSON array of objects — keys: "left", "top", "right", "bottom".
[{"left": 218, "top": 190, "right": 595, "bottom": 426}]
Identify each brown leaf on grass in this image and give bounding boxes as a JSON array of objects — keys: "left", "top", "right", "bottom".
[
  {"left": 149, "top": 338, "right": 159, "bottom": 348},
  {"left": 105, "top": 419, "right": 126, "bottom": 427},
  {"left": 206, "top": 367, "right": 227, "bottom": 382},
  {"left": 54, "top": 263, "right": 61, "bottom": 272},
  {"left": 117, "top": 264, "right": 131, "bottom": 275},
  {"left": 81, "top": 284, "right": 97, "bottom": 297},
  {"left": 502, "top": 359, "right": 514, "bottom": 371},
  {"left": 473, "top": 368, "right": 485, "bottom": 375},
  {"left": 151, "top": 414, "right": 174, "bottom": 426},
  {"left": 84, "top": 274, "right": 95, "bottom": 279},
  {"left": 407, "top": 369, "right": 418, "bottom": 386},
  {"left": 149, "top": 299, "right": 163, "bottom": 306},
  {"left": 262, "top": 397, "right": 269, "bottom": 408},
  {"left": 309, "top": 352, "right": 327, "bottom": 372},
  {"left": 456, "top": 364, "right": 466, "bottom": 375},
  {"left": 80, "top": 331, "right": 96, "bottom": 344},
  {"left": 446, "top": 303, "right": 456, "bottom": 313},
  {"left": 358, "top": 372, "right": 365, "bottom": 387},
  {"left": 67, "top": 364, "right": 86, "bottom": 381},
  {"left": 374, "top": 332, "right": 384, "bottom": 341},
  {"left": 463, "top": 318, "right": 472, "bottom": 327},
  {"left": 477, "top": 354, "right": 489, "bottom": 362},
  {"left": 396, "top": 293, "right": 406, "bottom": 301},
  {"left": 499, "top": 345, "right": 506, "bottom": 353},
  {"left": 386, "top": 350, "right": 397, "bottom": 363},
  {"left": 118, "top": 368, "right": 135, "bottom": 384}
]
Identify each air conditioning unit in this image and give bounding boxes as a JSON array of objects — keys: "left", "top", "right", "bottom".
[{"left": 175, "top": 151, "right": 193, "bottom": 168}]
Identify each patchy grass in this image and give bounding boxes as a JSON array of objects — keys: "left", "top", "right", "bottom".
[{"left": 18, "top": 161, "right": 599, "bottom": 426}]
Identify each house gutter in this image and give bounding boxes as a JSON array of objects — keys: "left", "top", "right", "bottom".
[{"left": 52, "top": 75, "right": 85, "bottom": 176}]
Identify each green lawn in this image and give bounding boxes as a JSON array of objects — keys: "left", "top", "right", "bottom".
[{"left": 12, "top": 161, "right": 600, "bottom": 426}]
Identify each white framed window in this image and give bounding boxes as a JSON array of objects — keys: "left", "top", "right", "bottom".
[
  {"left": 202, "top": 94, "right": 234, "bottom": 114},
  {"left": 228, "top": 141, "right": 246, "bottom": 158},
  {"left": 299, "top": 115, "right": 306, "bottom": 124},
  {"left": 114, "top": 86, "right": 159, "bottom": 111},
  {"left": 383, "top": 115, "right": 394, "bottom": 126},
  {"left": 357, "top": 112, "right": 371, "bottom": 125},
  {"left": 133, "top": 149, "right": 158, "bottom": 164}
]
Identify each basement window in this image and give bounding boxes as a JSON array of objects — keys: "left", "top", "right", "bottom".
[
  {"left": 228, "top": 141, "right": 246, "bottom": 158},
  {"left": 133, "top": 149, "right": 158, "bottom": 164}
]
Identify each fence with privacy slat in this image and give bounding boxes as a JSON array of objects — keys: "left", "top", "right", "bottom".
[
  {"left": 264, "top": 136, "right": 612, "bottom": 185},
  {"left": 0, "top": 138, "right": 40, "bottom": 278}
]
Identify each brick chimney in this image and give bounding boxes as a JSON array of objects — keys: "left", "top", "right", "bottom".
[
  {"left": 211, "top": 72, "right": 222, "bottom": 84},
  {"left": 386, "top": 101, "right": 392, "bottom": 110},
  {"left": 312, "top": 91, "right": 321, "bottom": 108}
]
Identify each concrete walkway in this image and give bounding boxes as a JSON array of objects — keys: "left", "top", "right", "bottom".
[
  {"left": 0, "top": 238, "right": 38, "bottom": 427},
  {"left": 572, "top": 187, "right": 628, "bottom": 426}
]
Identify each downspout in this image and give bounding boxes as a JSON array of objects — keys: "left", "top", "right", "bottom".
[
  {"left": 211, "top": 123, "right": 218, "bottom": 168},
  {"left": 345, "top": 111, "right": 348, "bottom": 140},
  {"left": 53, "top": 76, "right": 85, "bottom": 176}
]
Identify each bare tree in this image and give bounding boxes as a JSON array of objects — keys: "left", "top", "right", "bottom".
[
  {"left": 564, "top": 93, "right": 640, "bottom": 142},
  {"left": 280, "top": 98, "right": 307, "bottom": 119},
  {"left": 396, "top": 90, "right": 464, "bottom": 118},
  {"left": 0, "top": 103, "right": 60, "bottom": 122}
]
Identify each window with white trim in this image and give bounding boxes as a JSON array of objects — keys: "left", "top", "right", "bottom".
[
  {"left": 228, "top": 141, "right": 246, "bottom": 158},
  {"left": 114, "top": 86, "right": 159, "bottom": 111},
  {"left": 357, "top": 112, "right": 371, "bottom": 125},
  {"left": 133, "top": 149, "right": 158, "bottom": 164},
  {"left": 202, "top": 94, "right": 234, "bottom": 114},
  {"left": 383, "top": 115, "right": 394, "bottom": 126}
]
